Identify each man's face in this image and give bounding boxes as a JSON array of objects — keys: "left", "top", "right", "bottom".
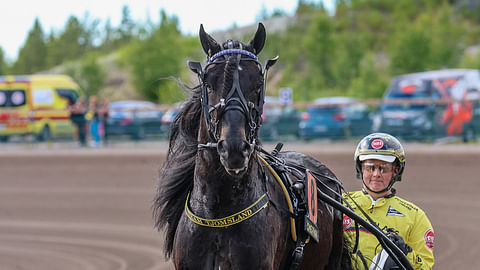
[{"left": 361, "top": 159, "right": 397, "bottom": 193}]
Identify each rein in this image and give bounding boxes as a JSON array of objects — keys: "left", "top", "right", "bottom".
[
  {"left": 257, "top": 144, "right": 414, "bottom": 270},
  {"left": 257, "top": 154, "right": 298, "bottom": 242}
]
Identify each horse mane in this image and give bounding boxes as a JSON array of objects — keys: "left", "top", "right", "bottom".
[{"left": 153, "top": 84, "right": 202, "bottom": 258}]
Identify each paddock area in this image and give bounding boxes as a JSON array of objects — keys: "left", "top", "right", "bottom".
[{"left": 0, "top": 141, "right": 477, "bottom": 269}]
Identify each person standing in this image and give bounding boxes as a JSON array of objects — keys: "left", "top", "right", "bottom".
[
  {"left": 343, "top": 133, "right": 434, "bottom": 270},
  {"left": 88, "top": 96, "right": 101, "bottom": 147},
  {"left": 68, "top": 97, "right": 88, "bottom": 147},
  {"left": 98, "top": 97, "right": 109, "bottom": 145}
]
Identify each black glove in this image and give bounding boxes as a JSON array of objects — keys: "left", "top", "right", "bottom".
[{"left": 388, "top": 234, "right": 412, "bottom": 255}]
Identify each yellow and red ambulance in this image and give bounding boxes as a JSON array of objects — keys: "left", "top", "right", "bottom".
[{"left": 0, "top": 74, "right": 81, "bottom": 142}]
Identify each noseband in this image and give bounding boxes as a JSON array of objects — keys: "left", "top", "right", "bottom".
[{"left": 188, "top": 42, "right": 278, "bottom": 149}]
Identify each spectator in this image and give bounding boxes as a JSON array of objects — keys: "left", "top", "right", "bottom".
[
  {"left": 88, "top": 96, "right": 101, "bottom": 147},
  {"left": 68, "top": 97, "right": 88, "bottom": 147},
  {"left": 98, "top": 97, "right": 109, "bottom": 144}
]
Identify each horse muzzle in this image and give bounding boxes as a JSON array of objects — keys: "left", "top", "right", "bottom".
[{"left": 217, "top": 139, "right": 253, "bottom": 177}]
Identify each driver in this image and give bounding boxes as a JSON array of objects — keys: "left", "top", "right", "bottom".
[{"left": 343, "top": 133, "right": 434, "bottom": 269}]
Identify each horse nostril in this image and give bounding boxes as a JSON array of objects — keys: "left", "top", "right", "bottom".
[
  {"left": 241, "top": 141, "right": 252, "bottom": 156},
  {"left": 217, "top": 140, "right": 227, "bottom": 157}
]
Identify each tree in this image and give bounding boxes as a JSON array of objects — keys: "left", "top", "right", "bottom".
[
  {"left": 458, "top": 49, "right": 480, "bottom": 69},
  {"left": 330, "top": 31, "right": 369, "bottom": 92},
  {"left": 117, "top": 5, "right": 135, "bottom": 45},
  {"left": 80, "top": 12, "right": 101, "bottom": 52},
  {"left": 347, "top": 52, "right": 388, "bottom": 99},
  {"left": 124, "top": 10, "right": 183, "bottom": 102},
  {"left": 12, "top": 18, "right": 47, "bottom": 74},
  {"left": 0, "top": 47, "right": 6, "bottom": 75},
  {"left": 67, "top": 53, "right": 106, "bottom": 97},
  {"left": 388, "top": 22, "right": 431, "bottom": 75},
  {"left": 47, "top": 16, "right": 87, "bottom": 67},
  {"left": 100, "top": 18, "right": 115, "bottom": 52},
  {"left": 426, "top": 4, "right": 465, "bottom": 69},
  {"left": 303, "top": 11, "right": 336, "bottom": 90}
]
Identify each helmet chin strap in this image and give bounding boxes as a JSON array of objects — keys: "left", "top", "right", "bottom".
[{"left": 362, "top": 177, "right": 396, "bottom": 195}]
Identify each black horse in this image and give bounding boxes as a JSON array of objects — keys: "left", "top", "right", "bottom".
[{"left": 153, "top": 23, "right": 354, "bottom": 270}]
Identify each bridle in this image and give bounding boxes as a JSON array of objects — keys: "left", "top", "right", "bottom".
[{"left": 188, "top": 41, "right": 278, "bottom": 149}]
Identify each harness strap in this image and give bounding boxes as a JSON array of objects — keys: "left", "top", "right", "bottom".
[
  {"left": 353, "top": 220, "right": 360, "bottom": 253},
  {"left": 289, "top": 240, "right": 306, "bottom": 270},
  {"left": 258, "top": 153, "right": 309, "bottom": 270},
  {"left": 200, "top": 48, "right": 264, "bottom": 144},
  {"left": 184, "top": 192, "right": 269, "bottom": 228},
  {"left": 208, "top": 49, "right": 259, "bottom": 65},
  {"left": 257, "top": 154, "right": 297, "bottom": 242}
]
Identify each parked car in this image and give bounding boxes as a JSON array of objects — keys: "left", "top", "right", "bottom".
[
  {"left": 160, "top": 102, "right": 184, "bottom": 135},
  {"left": 373, "top": 69, "right": 480, "bottom": 141},
  {"left": 259, "top": 105, "right": 300, "bottom": 141},
  {"left": 299, "top": 97, "right": 373, "bottom": 140},
  {"left": 258, "top": 96, "right": 300, "bottom": 141},
  {"left": 105, "top": 100, "right": 164, "bottom": 140}
]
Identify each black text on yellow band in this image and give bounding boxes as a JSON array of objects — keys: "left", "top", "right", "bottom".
[{"left": 185, "top": 193, "right": 269, "bottom": 228}]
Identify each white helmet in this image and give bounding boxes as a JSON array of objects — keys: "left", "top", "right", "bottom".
[{"left": 354, "top": 133, "right": 406, "bottom": 192}]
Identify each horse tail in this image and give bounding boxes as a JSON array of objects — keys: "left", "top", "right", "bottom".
[{"left": 153, "top": 86, "right": 202, "bottom": 258}]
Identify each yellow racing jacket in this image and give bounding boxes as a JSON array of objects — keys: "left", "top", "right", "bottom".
[{"left": 342, "top": 190, "right": 434, "bottom": 270}]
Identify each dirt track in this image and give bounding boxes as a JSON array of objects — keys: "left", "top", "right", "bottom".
[{"left": 0, "top": 141, "right": 478, "bottom": 269}]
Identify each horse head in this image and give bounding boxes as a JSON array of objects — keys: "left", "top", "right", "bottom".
[{"left": 189, "top": 23, "right": 277, "bottom": 177}]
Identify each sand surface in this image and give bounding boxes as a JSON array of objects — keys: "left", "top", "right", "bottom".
[{"left": 0, "top": 141, "right": 478, "bottom": 269}]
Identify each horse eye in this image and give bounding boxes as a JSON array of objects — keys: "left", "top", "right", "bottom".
[{"left": 256, "top": 82, "right": 264, "bottom": 93}]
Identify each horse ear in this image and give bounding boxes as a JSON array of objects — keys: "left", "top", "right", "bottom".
[
  {"left": 248, "top": 23, "right": 266, "bottom": 55},
  {"left": 199, "top": 24, "right": 221, "bottom": 57}
]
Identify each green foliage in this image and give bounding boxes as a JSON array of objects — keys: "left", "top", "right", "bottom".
[
  {"left": 0, "top": 47, "right": 6, "bottom": 75},
  {"left": 331, "top": 31, "right": 369, "bottom": 91},
  {"left": 456, "top": 0, "right": 480, "bottom": 22},
  {"left": 304, "top": 11, "right": 335, "bottom": 90},
  {"left": 8, "top": 0, "right": 480, "bottom": 103},
  {"left": 458, "top": 48, "right": 480, "bottom": 69},
  {"left": 388, "top": 22, "right": 431, "bottom": 75},
  {"left": 47, "top": 16, "right": 87, "bottom": 67},
  {"left": 119, "top": 6, "right": 135, "bottom": 42},
  {"left": 426, "top": 5, "right": 465, "bottom": 69},
  {"left": 12, "top": 19, "right": 47, "bottom": 74},
  {"left": 347, "top": 52, "right": 388, "bottom": 98},
  {"left": 289, "top": 0, "right": 480, "bottom": 100},
  {"left": 100, "top": 11, "right": 144, "bottom": 53},
  {"left": 66, "top": 53, "right": 106, "bottom": 97},
  {"left": 122, "top": 10, "right": 184, "bottom": 103},
  {"left": 256, "top": 4, "right": 288, "bottom": 21},
  {"left": 388, "top": 3, "right": 465, "bottom": 75}
]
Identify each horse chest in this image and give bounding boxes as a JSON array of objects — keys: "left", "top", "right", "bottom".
[{"left": 174, "top": 208, "right": 277, "bottom": 269}]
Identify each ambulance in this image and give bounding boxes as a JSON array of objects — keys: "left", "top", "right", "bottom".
[{"left": 0, "top": 74, "right": 81, "bottom": 142}]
